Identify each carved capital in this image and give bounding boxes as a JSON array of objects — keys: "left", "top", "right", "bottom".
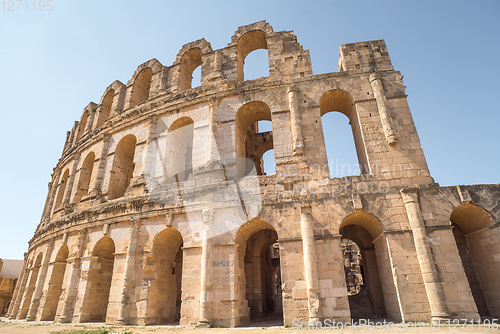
[
  {"left": 202, "top": 208, "right": 214, "bottom": 223},
  {"left": 369, "top": 72, "right": 381, "bottom": 82},
  {"left": 165, "top": 212, "right": 173, "bottom": 227},
  {"left": 78, "top": 228, "right": 88, "bottom": 239},
  {"left": 148, "top": 113, "right": 158, "bottom": 125},
  {"left": 102, "top": 133, "right": 112, "bottom": 143}
]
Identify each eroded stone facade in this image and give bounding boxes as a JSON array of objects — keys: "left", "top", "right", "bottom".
[{"left": 6, "top": 21, "right": 500, "bottom": 327}]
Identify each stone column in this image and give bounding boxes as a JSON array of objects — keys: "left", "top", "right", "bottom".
[
  {"left": 62, "top": 153, "right": 81, "bottom": 207},
  {"left": 198, "top": 208, "right": 214, "bottom": 327},
  {"left": 400, "top": 188, "right": 450, "bottom": 322},
  {"left": 8, "top": 253, "right": 29, "bottom": 318},
  {"left": 26, "top": 239, "right": 55, "bottom": 320},
  {"left": 214, "top": 50, "right": 223, "bottom": 77},
  {"left": 287, "top": 86, "right": 304, "bottom": 156},
  {"left": 300, "top": 211, "right": 322, "bottom": 323},
  {"left": 42, "top": 168, "right": 61, "bottom": 220},
  {"left": 59, "top": 229, "right": 87, "bottom": 323},
  {"left": 116, "top": 218, "right": 141, "bottom": 325},
  {"left": 143, "top": 114, "right": 158, "bottom": 174},
  {"left": 147, "top": 114, "right": 157, "bottom": 144},
  {"left": 207, "top": 98, "right": 220, "bottom": 163},
  {"left": 369, "top": 73, "right": 398, "bottom": 145},
  {"left": 88, "top": 134, "right": 111, "bottom": 197},
  {"left": 16, "top": 266, "right": 35, "bottom": 319}
]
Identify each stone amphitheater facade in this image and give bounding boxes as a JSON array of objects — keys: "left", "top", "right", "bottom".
[{"left": 6, "top": 21, "right": 500, "bottom": 327}]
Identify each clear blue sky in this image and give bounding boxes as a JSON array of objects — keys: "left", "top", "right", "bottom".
[{"left": 0, "top": 0, "right": 498, "bottom": 260}]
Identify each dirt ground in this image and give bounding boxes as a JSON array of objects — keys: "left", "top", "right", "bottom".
[{"left": 1, "top": 318, "right": 500, "bottom": 334}]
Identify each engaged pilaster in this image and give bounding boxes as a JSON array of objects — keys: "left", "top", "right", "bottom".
[
  {"left": 25, "top": 239, "right": 55, "bottom": 321},
  {"left": 116, "top": 218, "right": 141, "bottom": 325},
  {"left": 198, "top": 208, "right": 214, "bottom": 327},
  {"left": 300, "top": 210, "right": 322, "bottom": 324},
  {"left": 88, "top": 133, "right": 111, "bottom": 198},
  {"left": 400, "top": 188, "right": 450, "bottom": 322},
  {"left": 62, "top": 153, "right": 81, "bottom": 208},
  {"left": 207, "top": 98, "right": 220, "bottom": 163},
  {"left": 287, "top": 86, "right": 304, "bottom": 156},
  {"left": 369, "top": 73, "right": 398, "bottom": 145},
  {"left": 58, "top": 229, "right": 87, "bottom": 323}
]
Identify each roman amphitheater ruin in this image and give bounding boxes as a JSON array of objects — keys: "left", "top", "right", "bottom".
[{"left": 6, "top": 21, "right": 500, "bottom": 327}]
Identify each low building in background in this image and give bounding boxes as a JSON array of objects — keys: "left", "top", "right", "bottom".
[{"left": 0, "top": 258, "right": 23, "bottom": 315}]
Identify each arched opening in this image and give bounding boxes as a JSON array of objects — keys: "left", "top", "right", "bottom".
[
  {"left": 53, "top": 169, "right": 70, "bottom": 212},
  {"left": 179, "top": 48, "right": 202, "bottom": 92},
  {"left": 18, "top": 253, "right": 43, "bottom": 319},
  {"left": 237, "top": 30, "right": 268, "bottom": 82},
  {"left": 450, "top": 204, "right": 499, "bottom": 317},
  {"left": 96, "top": 89, "right": 114, "bottom": 128},
  {"left": 130, "top": 68, "right": 152, "bottom": 108},
  {"left": 167, "top": 117, "right": 194, "bottom": 183},
  {"left": 76, "top": 111, "right": 89, "bottom": 141},
  {"left": 235, "top": 219, "right": 283, "bottom": 325},
  {"left": 108, "top": 135, "right": 137, "bottom": 200},
  {"left": 80, "top": 237, "right": 115, "bottom": 323},
  {"left": 143, "top": 228, "right": 183, "bottom": 325},
  {"left": 235, "top": 102, "right": 274, "bottom": 176},
  {"left": 262, "top": 149, "right": 275, "bottom": 175},
  {"left": 257, "top": 121, "right": 274, "bottom": 175},
  {"left": 339, "top": 212, "right": 386, "bottom": 321},
  {"left": 320, "top": 90, "right": 368, "bottom": 176},
  {"left": 40, "top": 244, "right": 68, "bottom": 320},
  {"left": 322, "top": 113, "right": 360, "bottom": 177},
  {"left": 243, "top": 49, "right": 269, "bottom": 81},
  {"left": 73, "top": 152, "right": 95, "bottom": 204}
]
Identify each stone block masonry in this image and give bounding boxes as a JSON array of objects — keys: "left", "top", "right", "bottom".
[{"left": 6, "top": 21, "right": 500, "bottom": 327}]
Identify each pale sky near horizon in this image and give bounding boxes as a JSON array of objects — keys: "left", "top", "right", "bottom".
[{"left": 0, "top": 0, "right": 499, "bottom": 260}]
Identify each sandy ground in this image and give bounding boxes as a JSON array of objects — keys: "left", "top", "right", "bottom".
[{"left": 1, "top": 318, "right": 500, "bottom": 334}]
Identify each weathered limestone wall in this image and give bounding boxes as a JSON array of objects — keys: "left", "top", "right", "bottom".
[{"left": 9, "top": 21, "right": 500, "bottom": 328}]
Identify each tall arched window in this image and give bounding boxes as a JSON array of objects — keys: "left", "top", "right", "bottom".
[
  {"left": 18, "top": 253, "right": 43, "bottom": 319},
  {"left": 235, "top": 101, "right": 274, "bottom": 176},
  {"left": 450, "top": 204, "right": 499, "bottom": 317},
  {"left": 178, "top": 48, "right": 202, "bottom": 92},
  {"left": 237, "top": 30, "right": 268, "bottom": 81},
  {"left": 108, "top": 135, "right": 137, "bottom": 200},
  {"left": 96, "top": 90, "right": 114, "bottom": 128},
  {"left": 53, "top": 169, "right": 70, "bottom": 211},
  {"left": 235, "top": 219, "right": 283, "bottom": 324},
  {"left": 130, "top": 68, "right": 152, "bottom": 108},
  {"left": 339, "top": 213, "right": 387, "bottom": 320},
  {"left": 80, "top": 237, "right": 115, "bottom": 323},
  {"left": 40, "top": 244, "right": 68, "bottom": 321},
  {"left": 142, "top": 228, "right": 183, "bottom": 325},
  {"left": 75, "top": 111, "right": 89, "bottom": 141},
  {"left": 73, "top": 152, "right": 95, "bottom": 204},
  {"left": 320, "top": 90, "right": 368, "bottom": 176}
]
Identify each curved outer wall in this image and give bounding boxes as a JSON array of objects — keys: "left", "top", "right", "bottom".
[{"left": 7, "top": 21, "right": 500, "bottom": 326}]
